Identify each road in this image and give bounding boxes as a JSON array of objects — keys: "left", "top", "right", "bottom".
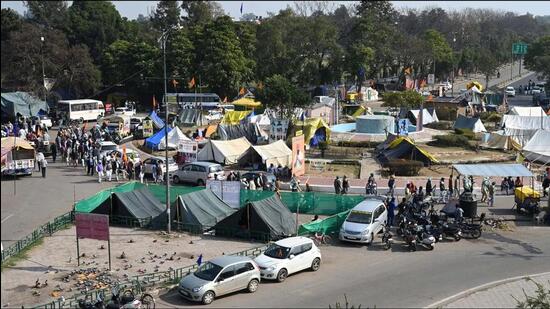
[
  {"left": 156, "top": 226, "right": 550, "bottom": 308},
  {"left": 506, "top": 73, "right": 545, "bottom": 107}
]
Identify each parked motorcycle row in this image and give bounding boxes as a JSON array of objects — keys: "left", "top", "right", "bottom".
[
  {"left": 78, "top": 286, "right": 155, "bottom": 309},
  {"left": 382, "top": 197, "right": 482, "bottom": 252}
]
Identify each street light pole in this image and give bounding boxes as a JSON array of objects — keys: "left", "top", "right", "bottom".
[
  {"left": 161, "top": 30, "right": 171, "bottom": 234},
  {"left": 41, "top": 36, "right": 46, "bottom": 103}
]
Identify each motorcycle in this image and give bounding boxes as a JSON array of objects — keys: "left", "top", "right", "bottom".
[
  {"left": 403, "top": 223, "right": 417, "bottom": 252},
  {"left": 381, "top": 225, "right": 393, "bottom": 250},
  {"left": 457, "top": 222, "right": 482, "bottom": 239},
  {"left": 413, "top": 224, "right": 436, "bottom": 250},
  {"left": 79, "top": 286, "right": 155, "bottom": 309},
  {"left": 366, "top": 183, "right": 377, "bottom": 195}
]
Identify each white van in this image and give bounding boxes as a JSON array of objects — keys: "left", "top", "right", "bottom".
[{"left": 339, "top": 197, "right": 388, "bottom": 245}]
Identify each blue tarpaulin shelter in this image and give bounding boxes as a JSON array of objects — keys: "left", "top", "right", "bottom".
[
  {"left": 145, "top": 126, "right": 172, "bottom": 150},
  {"left": 1, "top": 92, "right": 49, "bottom": 118},
  {"left": 149, "top": 111, "right": 165, "bottom": 129}
]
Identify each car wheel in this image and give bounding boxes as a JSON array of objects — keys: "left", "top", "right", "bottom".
[
  {"left": 202, "top": 291, "right": 215, "bottom": 305},
  {"left": 310, "top": 258, "right": 321, "bottom": 271},
  {"left": 197, "top": 179, "right": 205, "bottom": 186},
  {"left": 454, "top": 234, "right": 461, "bottom": 241},
  {"left": 247, "top": 279, "right": 259, "bottom": 293},
  {"left": 172, "top": 176, "right": 180, "bottom": 184},
  {"left": 276, "top": 268, "right": 288, "bottom": 282},
  {"left": 366, "top": 232, "right": 374, "bottom": 246},
  {"left": 79, "top": 117, "right": 84, "bottom": 124}
]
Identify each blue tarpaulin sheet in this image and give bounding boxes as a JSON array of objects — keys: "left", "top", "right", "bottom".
[
  {"left": 145, "top": 126, "right": 172, "bottom": 150},
  {"left": 149, "top": 111, "right": 165, "bottom": 129},
  {"left": 453, "top": 164, "right": 533, "bottom": 177}
]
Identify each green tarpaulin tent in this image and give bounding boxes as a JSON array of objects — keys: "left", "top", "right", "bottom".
[
  {"left": 1, "top": 92, "right": 49, "bottom": 118},
  {"left": 91, "top": 186, "right": 165, "bottom": 219},
  {"left": 173, "top": 189, "right": 236, "bottom": 231},
  {"left": 298, "top": 210, "right": 351, "bottom": 236}
]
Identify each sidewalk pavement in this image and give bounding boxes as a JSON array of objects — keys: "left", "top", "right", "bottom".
[
  {"left": 451, "top": 61, "right": 530, "bottom": 92},
  {"left": 428, "top": 272, "right": 550, "bottom": 308}
]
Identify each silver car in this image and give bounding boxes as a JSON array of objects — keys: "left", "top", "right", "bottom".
[
  {"left": 172, "top": 161, "right": 225, "bottom": 186},
  {"left": 178, "top": 255, "right": 261, "bottom": 305}
]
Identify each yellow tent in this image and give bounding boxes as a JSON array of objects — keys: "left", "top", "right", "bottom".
[
  {"left": 293, "top": 117, "right": 331, "bottom": 145},
  {"left": 220, "top": 110, "right": 252, "bottom": 125},
  {"left": 1, "top": 137, "right": 35, "bottom": 150},
  {"left": 466, "top": 81, "right": 483, "bottom": 92},
  {"left": 231, "top": 97, "right": 262, "bottom": 109},
  {"left": 385, "top": 136, "right": 439, "bottom": 164},
  {"left": 351, "top": 106, "right": 366, "bottom": 117}
]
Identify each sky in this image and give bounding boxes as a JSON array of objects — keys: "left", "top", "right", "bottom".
[{"left": 2, "top": 1, "right": 550, "bottom": 20}]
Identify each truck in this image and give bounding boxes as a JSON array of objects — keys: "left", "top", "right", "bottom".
[{"left": 1, "top": 137, "right": 35, "bottom": 176}]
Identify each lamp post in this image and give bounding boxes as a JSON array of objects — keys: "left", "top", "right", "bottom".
[
  {"left": 451, "top": 35, "right": 456, "bottom": 97},
  {"left": 40, "top": 36, "right": 46, "bottom": 103},
  {"left": 159, "top": 25, "right": 182, "bottom": 234}
]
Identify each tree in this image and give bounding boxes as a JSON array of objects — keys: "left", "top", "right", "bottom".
[
  {"left": 151, "top": 0, "right": 181, "bottom": 31},
  {"left": 65, "top": 1, "right": 123, "bottom": 63},
  {"left": 24, "top": 1, "right": 68, "bottom": 29},
  {"left": 524, "top": 36, "right": 550, "bottom": 85},
  {"left": 193, "top": 16, "right": 252, "bottom": 98},
  {"left": 424, "top": 29, "right": 453, "bottom": 78},
  {"left": 256, "top": 74, "right": 309, "bottom": 118},
  {"left": 1, "top": 8, "right": 22, "bottom": 42},
  {"left": 477, "top": 50, "right": 499, "bottom": 89},
  {"left": 181, "top": 1, "right": 225, "bottom": 26},
  {"left": 381, "top": 90, "right": 425, "bottom": 109}
]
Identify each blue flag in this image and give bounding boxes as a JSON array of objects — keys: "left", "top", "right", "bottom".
[
  {"left": 196, "top": 254, "right": 203, "bottom": 266},
  {"left": 300, "top": 111, "right": 305, "bottom": 122},
  {"left": 240, "top": 2, "right": 243, "bottom": 14}
]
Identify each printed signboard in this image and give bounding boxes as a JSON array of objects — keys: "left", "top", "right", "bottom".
[
  {"left": 177, "top": 140, "right": 198, "bottom": 163},
  {"left": 427, "top": 74, "right": 435, "bottom": 85},
  {"left": 76, "top": 213, "right": 109, "bottom": 241},
  {"left": 142, "top": 119, "right": 153, "bottom": 138},
  {"left": 291, "top": 135, "right": 306, "bottom": 177},
  {"left": 207, "top": 180, "right": 241, "bottom": 208},
  {"left": 270, "top": 119, "right": 289, "bottom": 142},
  {"left": 512, "top": 42, "right": 528, "bottom": 55}
]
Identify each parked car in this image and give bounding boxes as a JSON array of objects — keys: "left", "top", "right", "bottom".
[
  {"left": 531, "top": 86, "right": 543, "bottom": 95},
  {"left": 98, "top": 141, "right": 119, "bottom": 158},
  {"left": 505, "top": 86, "right": 516, "bottom": 97},
  {"left": 172, "top": 161, "right": 225, "bottom": 186},
  {"left": 142, "top": 157, "right": 178, "bottom": 178},
  {"left": 130, "top": 117, "right": 143, "bottom": 131},
  {"left": 205, "top": 110, "right": 223, "bottom": 122},
  {"left": 339, "top": 197, "right": 388, "bottom": 245},
  {"left": 107, "top": 149, "right": 141, "bottom": 163},
  {"left": 254, "top": 236, "right": 321, "bottom": 282},
  {"left": 241, "top": 172, "right": 276, "bottom": 190},
  {"left": 178, "top": 255, "right": 260, "bottom": 305},
  {"left": 114, "top": 106, "right": 136, "bottom": 116}
]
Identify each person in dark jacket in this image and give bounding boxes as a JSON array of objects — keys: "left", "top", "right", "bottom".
[
  {"left": 51, "top": 142, "right": 57, "bottom": 163},
  {"left": 334, "top": 176, "right": 342, "bottom": 194},
  {"left": 342, "top": 176, "right": 350, "bottom": 194},
  {"left": 426, "top": 178, "right": 433, "bottom": 196}
]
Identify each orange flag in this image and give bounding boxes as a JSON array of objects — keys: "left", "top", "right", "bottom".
[
  {"left": 122, "top": 144, "right": 128, "bottom": 162},
  {"left": 239, "top": 87, "right": 245, "bottom": 95},
  {"left": 172, "top": 79, "right": 179, "bottom": 88},
  {"left": 223, "top": 97, "right": 228, "bottom": 103},
  {"left": 188, "top": 77, "right": 196, "bottom": 89},
  {"left": 152, "top": 96, "right": 157, "bottom": 109}
]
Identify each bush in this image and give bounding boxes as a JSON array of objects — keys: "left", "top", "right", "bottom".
[
  {"left": 333, "top": 140, "right": 379, "bottom": 148},
  {"left": 430, "top": 134, "right": 471, "bottom": 148},
  {"left": 454, "top": 128, "right": 477, "bottom": 140},
  {"left": 384, "top": 159, "right": 423, "bottom": 176},
  {"left": 424, "top": 121, "right": 454, "bottom": 130},
  {"left": 435, "top": 106, "right": 458, "bottom": 121}
]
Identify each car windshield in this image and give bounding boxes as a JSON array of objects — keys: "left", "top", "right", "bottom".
[
  {"left": 264, "top": 244, "right": 291, "bottom": 259},
  {"left": 209, "top": 165, "right": 223, "bottom": 173},
  {"left": 194, "top": 262, "right": 223, "bottom": 281},
  {"left": 346, "top": 210, "right": 372, "bottom": 224},
  {"left": 101, "top": 145, "right": 118, "bottom": 151}
]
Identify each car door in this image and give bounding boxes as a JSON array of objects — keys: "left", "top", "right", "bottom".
[
  {"left": 298, "top": 243, "right": 313, "bottom": 271},
  {"left": 233, "top": 262, "right": 255, "bottom": 290},
  {"left": 194, "top": 165, "right": 206, "bottom": 183},
  {"left": 372, "top": 206, "right": 384, "bottom": 234},
  {"left": 180, "top": 164, "right": 193, "bottom": 182},
  {"left": 215, "top": 265, "right": 237, "bottom": 296},
  {"left": 287, "top": 245, "right": 303, "bottom": 274}
]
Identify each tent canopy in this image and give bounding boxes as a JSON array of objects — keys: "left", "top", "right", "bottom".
[
  {"left": 221, "top": 110, "right": 252, "bottom": 125},
  {"left": 216, "top": 123, "right": 264, "bottom": 144},
  {"left": 501, "top": 115, "right": 550, "bottom": 130},
  {"left": 453, "top": 164, "right": 533, "bottom": 177},
  {"left": 407, "top": 109, "right": 437, "bottom": 125},
  {"left": 249, "top": 114, "right": 271, "bottom": 127},
  {"left": 178, "top": 109, "right": 206, "bottom": 127},
  {"left": 481, "top": 132, "right": 520, "bottom": 151},
  {"left": 377, "top": 136, "right": 438, "bottom": 165},
  {"left": 1, "top": 92, "right": 49, "bottom": 118},
  {"left": 293, "top": 117, "right": 331, "bottom": 146},
  {"left": 213, "top": 195, "right": 296, "bottom": 240},
  {"left": 231, "top": 97, "right": 262, "bottom": 108},
  {"left": 522, "top": 129, "right": 550, "bottom": 164},
  {"left": 197, "top": 137, "right": 252, "bottom": 165},
  {"left": 148, "top": 110, "right": 165, "bottom": 129},
  {"left": 509, "top": 106, "right": 546, "bottom": 117},
  {"left": 173, "top": 189, "right": 236, "bottom": 230},
  {"left": 238, "top": 140, "right": 292, "bottom": 168},
  {"left": 158, "top": 126, "right": 190, "bottom": 150},
  {"left": 454, "top": 115, "right": 487, "bottom": 132},
  {"left": 1, "top": 137, "right": 35, "bottom": 150},
  {"left": 145, "top": 126, "right": 172, "bottom": 150}
]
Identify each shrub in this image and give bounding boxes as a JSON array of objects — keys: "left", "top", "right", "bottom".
[
  {"left": 435, "top": 106, "right": 458, "bottom": 121},
  {"left": 454, "top": 128, "right": 477, "bottom": 140},
  {"left": 333, "top": 140, "right": 379, "bottom": 148},
  {"left": 424, "top": 121, "right": 454, "bottom": 130},
  {"left": 430, "top": 134, "right": 471, "bottom": 148},
  {"left": 384, "top": 159, "right": 423, "bottom": 176}
]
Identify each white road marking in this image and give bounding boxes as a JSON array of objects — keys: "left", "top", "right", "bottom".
[{"left": 1, "top": 214, "right": 14, "bottom": 223}]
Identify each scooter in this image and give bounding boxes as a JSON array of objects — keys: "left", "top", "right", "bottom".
[
  {"left": 457, "top": 222, "right": 482, "bottom": 239},
  {"left": 413, "top": 224, "right": 436, "bottom": 250},
  {"left": 380, "top": 225, "right": 393, "bottom": 250},
  {"left": 403, "top": 223, "right": 417, "bottom": 252},
  {"left": 366, "top": 183, "right": 377, "bottom": 195}
]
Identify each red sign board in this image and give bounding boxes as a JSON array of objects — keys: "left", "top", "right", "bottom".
[{"left": 76, "top": 213, "right": 109, "bottom": 241}]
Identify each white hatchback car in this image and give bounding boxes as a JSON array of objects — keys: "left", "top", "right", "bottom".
[
  {"left": 339, "top": 197, "right": 388, "bottom": 245},
  {"left": 505, "top": 86, "right": 516, "bottom": 97},
  {"left": 254, "top": 236, "right": 321, "bottom": 282}
]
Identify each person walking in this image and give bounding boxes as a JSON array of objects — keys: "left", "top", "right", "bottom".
[
  {"left": 448, "top": 175, "right": 453, "bottom": 198},
  {"left": 439, "top": 177, "right": 447, "bottom": 203},
  {"left": 41, "top": 157, "right": 48, "bottom": 178},
  {"left": 387, "top": 175, "right": 395, "bottom": 197},
  {"left": 249, "top": 177, "right": 257, "bottom": 190},
  {"left": 112, "top": 158, "right": 119, "bottom": 182},
  {"left": 36, "top": 151, "right": 44, "bottom": 172},
  {"left": 152, "top": 162, "right": 158, "bottom": 183},
  {"left": 481, "top": 177, "right": 490, "bottom": 203},
  {"left": 488, "top": 182, "right": 496, "bottom": 207},
  {"left": 334, "top": 176, "right": 342, "bottom": 194},
  {"left": 387, "top": 197, "right": 396, "bottom": 226},
  {"left": 157, "top": 162, "right": 164, "bottom": 184},
  {"left": 105, "top": 159, "right": 112, "bottom": 181},
  {"left": 426, "top": 177, "right": 433, "bottom": 196},
  {"left": 261, "top": 172, "right": 269, "bottom": 191},
  {"left": 51, "top": 143, "right": 57, "bottom": 163},
  {"left": 342, "top": 176, "right": 350, "bottom": 194},
  {"left": 96, "top": 161, "right": 104, "bottom": 183},
  {"left": 290, "top": 176, "right": 300, "bottom": 192}
]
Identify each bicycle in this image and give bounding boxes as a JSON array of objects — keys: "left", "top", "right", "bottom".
[{"left": 309, "top": 231, "right": 332, "bottom": 246}]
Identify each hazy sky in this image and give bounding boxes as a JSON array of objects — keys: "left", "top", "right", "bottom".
[{"left": 2, "top": 1, "right": 549, "bottom": 19}]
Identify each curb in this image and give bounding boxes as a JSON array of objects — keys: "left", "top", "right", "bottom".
[{"left": 425, "top": 271, "right": 550, "bottom": 308}]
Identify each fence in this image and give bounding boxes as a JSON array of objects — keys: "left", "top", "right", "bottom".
[
  {"left": 1, "top": 211, "right": 74, "bottom": 263},
  {"left": 30, "top": 244, "right": 269, "bottom": 309}
]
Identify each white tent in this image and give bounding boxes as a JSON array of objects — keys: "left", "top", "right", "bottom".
[
  {"left": 501, "top": 115, "right": 550, "bottom": 130},
  {"left": 454, "top": 115, "right": 487, "bottom": 133},
  {"left": 503, "top": 127, "right": 538, "bottom": 147},
  {"left": 509, "top": 106, "right": 546, "bottom": 117},
  {"left": 481, "top": 131, "right": 519, "bottom": 150},
  {"left": 197, "top": 137, "right": 252, "bottom": 165},
  {"left": 238, "top": 140, "right": 292, "bottom": 168},
  {"left": 409, "top": 109, "right": 437, "bottom": 125},
  {"left": 158, "top": 126, "right": 190, "bottom": 150},
  {"left": 249, "top": 114, "right": 271, "bottom": 127},
  {"left": 523, "top": 130, "right": 550, "bottom": 164}
]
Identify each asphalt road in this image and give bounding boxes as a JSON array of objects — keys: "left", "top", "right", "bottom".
[
  {"left": 156, "top": 226, "right": 550, "bottom": 308},
  {"left": 506, "top": 73, "right": 545, "bottom": 107}
]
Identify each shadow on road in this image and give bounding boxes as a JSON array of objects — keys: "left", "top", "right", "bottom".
[{"left": 479, "top": 231, "right": 543, "bottom": 260}]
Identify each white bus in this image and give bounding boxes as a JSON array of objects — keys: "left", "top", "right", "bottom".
[{"left": 57, "top": 99, "right": 105, "bottom": 122}]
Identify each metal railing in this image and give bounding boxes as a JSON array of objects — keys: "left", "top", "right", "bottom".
[{"left": 1, "top": 211, "right": 74, "bottom": 263}]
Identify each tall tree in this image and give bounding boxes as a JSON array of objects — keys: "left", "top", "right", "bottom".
[
  {"left": 1, "top": 8, "right": 22, "bottom": 42},
  {"left": 181, "top": 1, "right": 225, "bottom": 26},
  {"left": 524, "top": 36, "right": 550, "bottom": 85},
  {"left": 24, "top": 1, "right": 68, "bottom": 29},
  {"left": 256, "top": 74, "right": 309, "bottom": 118},
  {"left": 424, "top": 29, "right": 453, "bottom": 78},
  {"left": 151, "top": 0, "right": 181, "bottom": 31}
]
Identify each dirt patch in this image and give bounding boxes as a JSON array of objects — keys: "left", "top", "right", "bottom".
[
  {"left": 419, "top": 144, "right": 515, "bottom": 163},
  {"left": 304, "top": 162, "right": 361, "bottom": 179},
  {"left": 0, "top": 226, "right": 261, "bottom": 308}
]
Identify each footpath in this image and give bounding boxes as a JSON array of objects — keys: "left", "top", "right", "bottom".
[{"left": 428, "top": 272, "right": 550, "bottom": 308}]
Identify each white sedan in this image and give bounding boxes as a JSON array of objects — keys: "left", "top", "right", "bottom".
[
  {"left": 254, "top": 236, "right": 321, "bottom": 282},
  {"left": 505, "top": 86, "right": 516, "bottom": 97}
]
